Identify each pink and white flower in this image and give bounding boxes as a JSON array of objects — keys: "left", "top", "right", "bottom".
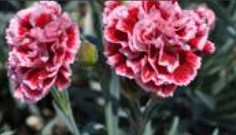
[
  {"left": 6, "top": 1, "right": 80, "bottom": 103},
  {"left": 103, "top": 1, "right": 215, "bottom": 97}
]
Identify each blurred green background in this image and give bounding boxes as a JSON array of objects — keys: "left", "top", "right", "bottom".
[{"left": 0, "top": 0, "right": 235, "bottom": 135}]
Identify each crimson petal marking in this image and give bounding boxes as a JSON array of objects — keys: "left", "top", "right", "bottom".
[
  {"left": 140, "top": 57, "right": 155, "bottom": 83},
  {"left": 203, "top": 41, "right": 215, "bottom": 55},
  {"left": 103, "top": 1, "right": 121, "bottom": 24},
  {"left": 115, "top": 63, "right": 134, "bottom": 79},
  {"left": 66, "top": 24, "right": 79, "bottom": 53},
  {"left": 172, "top": 51, "right": 201, "bottom": 85},
  {"left": 55, "top": 69, "right": 71, "bottom": 91},
  {"left": 104, "top": 42, "right": 121, "bottom": 56},
  {"left": 107, "top": 53, "right": 124, "bottom": 67},
  {"left": 135, "top": 78, "right": 176, "bottom": 97},
  {"left": 158, "top": 46, "right": 180, "bottom": 73},
  {"left": 30, "top": 11, "right": 52, "bottom": 28},
  {"left": 141, "top": 1, "right": 160, "bottom": 13},
  {"left": 126, "top": 59, "right": 142, "bottom": 74},
  {"left": 156, "top": 84, "right": 177, "bottom": 97},
  {"left": 23, "top": 68, "right": 47, "bottom": 90},
  {"left": 105, "top": 24, "right": 128, "bottom": 43}
]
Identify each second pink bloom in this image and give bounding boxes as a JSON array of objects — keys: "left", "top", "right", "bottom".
[{"left": 104, "top": 1, "right": 215, "bottom": 97}]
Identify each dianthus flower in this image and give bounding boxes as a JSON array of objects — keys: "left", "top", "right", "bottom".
[
  {"left": 6, "top": 1, "right": 80, "bottom": 103},
  {"left": 103, "top": 1, "right": 215, "bottom": 97}
]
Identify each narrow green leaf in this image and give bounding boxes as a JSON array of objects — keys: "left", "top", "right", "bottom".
[
  {"left": 89, "top": 1, "right": 103, "bottom": 47},
  {"left": 6, "top": 1, "right": 20, "bottom": 9},
  {"left": 41, "top": 119, "right": 56, "bottom": 135},
  {"left": 83, "top": 3, "right": 97, "bottom": 38},
  {"left": 206, "top": 0, "right": 236, "bottom": 38},
  {"left": 143, "top": 121, "right": 152, "bottom": 135},
  {"left": 167, "top": 116, "right": 180, "bottom": 135},
  {"left": 228, "top": 1, "right": 236, "bottom": 19},
  {"left": 212, "top": 128, "right": 219, "bottom": 135},
  {"left": 105, "top": 72, "right": 120, "bottom": 135},
  {"left": 0, "top": 131, "right": 15, "bottom": 135},
  {"left": 195, "top": 91, "right": 215, "bottom": 110}
]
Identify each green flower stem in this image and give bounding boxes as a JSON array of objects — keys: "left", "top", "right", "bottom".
[
  {"left": 51, "top": 88, "right": 80, "bottom": 135},
  {"left": 128, "top": 97, "right": 157, "bottom": 135},
  {"left": 129, "top": 100, "right": 146, "bottom": 135}
]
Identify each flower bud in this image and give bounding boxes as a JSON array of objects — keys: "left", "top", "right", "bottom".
[{"left": 77, "top": 41, "right": 98, "bottom": 66}]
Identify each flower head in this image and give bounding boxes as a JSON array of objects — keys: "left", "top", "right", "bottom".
[
  {"left": 103, "top": 1, "right": 215, "bottom": 97},
  {"left": 6, "top": 1, "right": 80, "bottom": 103}
]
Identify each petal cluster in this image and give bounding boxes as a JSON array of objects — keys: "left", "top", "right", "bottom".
[
  {"left": 6, "top": 1, "right": 80, "bottom": 103},
  {"left": 103, "top": 1, "right": 215, "bottom": 97}
]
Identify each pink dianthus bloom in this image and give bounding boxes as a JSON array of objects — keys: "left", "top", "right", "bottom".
[
  {"left": 103, "top": 1, "right": 215, "bottom": 97},
  {"left": 6, "top": 1, "right": 80, "bottom": 103}
]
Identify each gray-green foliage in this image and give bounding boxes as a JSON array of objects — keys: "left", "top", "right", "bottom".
[{"left": 0, "top": 13, "right": 12, "bottom": 65}]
